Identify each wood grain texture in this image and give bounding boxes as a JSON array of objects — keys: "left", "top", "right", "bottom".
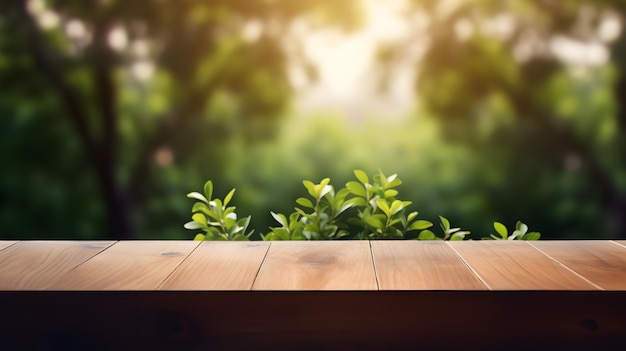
[
  {"left": 160, "top": 241, "right": 269, "bottom": 290},
  {"left": 612, "top": 240, "right": 626, "bottom": 248},
  {"left": 0, "top": 241, "right": 114, "bottom": 290},
  {"left": 449, "top": 241, "right": 597, "bottom": 290},
  {"left": 252, "top": 241, "right": 377, "bottom": 290},
  {"left": 0, "top": 241, "right": 17, "bottom": 251},
  {"left": 371, "top": 241, "right": 486, "bottom": 290},
  {"left": 48, "top": 241, "right": 200, "bottom": 290},
  {"left": 531, "top": 241, "right": 626, "bottom": 290}
]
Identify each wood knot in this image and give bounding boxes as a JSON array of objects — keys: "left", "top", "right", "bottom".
[
  {"left": 161, "top": 251, "right": 181, "bottom": 257},
  {"left": 298, "top": 253, "right": 337, "bottom": 266}
]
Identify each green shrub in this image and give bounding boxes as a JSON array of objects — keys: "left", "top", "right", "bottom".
[
  {"left": 184, "top": 170, "right": 541, "bottom": 241},
  {"left": 184, "top": 180, "right": 254, "bottom": 241}
]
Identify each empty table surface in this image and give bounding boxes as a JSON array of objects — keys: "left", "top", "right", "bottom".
[{"left": 1, "top": 240, "right": 624, "bottom": 291}]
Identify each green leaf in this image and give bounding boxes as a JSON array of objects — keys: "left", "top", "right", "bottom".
[
  {"left": 323, "top": 225, "right": 339, "bottom": 238},
  {"left": 187, "top": 192, "right": 209, "bottom": 203},
  {"left": 494, "top": 222, "right": 508, "bottom": 239},
  {"left": 296, "top": 197, "right": 314, "bottom": 209},
  {"left": 387, "top": 178, "right": 402, "bottom": 188},
  {"left": 389, "top": 218, "right": 402, "bottom": 227},
  {"left": 389, "top": 200, "right": 403, "bottom": 215},
  {"left": 450, "top": 232, "right": 467, "bottom": 241},
  {"left": 375, "top": 199, "right": 391, "bottom": 216},
  {"left": 184, "top": 221, "right": 203, "bottom": 230},
  {"left": 269, "top": 227, "right": 290, "bottom": 240},
  {"left": 193, "top": 233, "right": 206, "bottom": 241},
  {"left": 270, "top": 211, "right": 288, "bottom": 227},
  {"left": 522, "top": 232, "right": 541, "bottom": 240},
  {"left": 354, "top": 169, "right": 369, "bottom": 184},
  {"left": 365, "top": 216, "right": 384, "bottom": 229},
  {"left": 510, "top": 230, "right": 523, "bottom": 240},
  {"left": 213, "top": 199, "right": 223, "bottom": 213},
  {"left": 294, "top": 207, "right": 307, "bottom": 216},
  {"left": 238, "top": 215, "right": 251, "bottom": 231},
  {"left": 516, "top": 221, "right": 528, "bottom": 235},
  {"left": 223, "top": 188, "right": 236, "bottom": 207},
  {"left": 314, "top": 178, "right": 331, "bottom": 200},
  {"left": 417, "top": 230, "right": 437, "bottom": 240},
  {"left": 346, "top": 197, "right": 367, "bottom": 207},
  {"left": 319, "top": 184, "right": 333, "bottom": 200},
  {"left": 203, "top": 180, "right": 214, "bottom": 201},
  {"left": 231, "top": 233, "right": 249, "bottom": 241},
  {"left": 346, "top": 181, "right": 366, "bottom": 197},
  {"left": 407, "top": 211, "right": 418, "bottom": 222},
  {"left": 191, "top": 202, "right": 210, "bottom": 214},
  {"left": 303, "top": 180, "right": 316, "bottom": 198},
  {"left": 192, "top": 213, "right": 207, "bottom": 226},
  {"left": 384, "top": 189, "right": 398, "bottom": 198},
  {"left": 337, "top": 203, "right": 354, "bottom": 216},
  {"left": 439, "top": 216, "right": 450, "bottom": 231},
  {"left": 409, "top": 220, "right": 433, "bottom": 231}
]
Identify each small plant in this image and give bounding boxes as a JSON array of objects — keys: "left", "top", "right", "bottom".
[
  {"left": 486, "top": 221, "right": 541, "bottom": 240},
  {"left": 262, "top": 178, "right": 354, "bottom": 240},
  {"left": 184, "top": 180, "right": 254, "bottom": 241},
  {"left": 345, "top": 170, "right": 433, "bottom": 239},
  {"left": 417, "top": 215, "right": 470, "bottom": 240},
  {"left": 184, "top": 170, "right": 542, "bottom": 241}
]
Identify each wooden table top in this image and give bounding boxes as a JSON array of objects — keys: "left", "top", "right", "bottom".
[{"left": 0, "top": 240, "right": 625, "bottom": 291}]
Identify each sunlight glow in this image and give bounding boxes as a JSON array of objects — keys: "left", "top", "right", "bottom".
[
  {"left": 107, "top": 26, "right": 128, "bottom": 51},
  {"left": 598, "top": 13, "right": 622, "bottom": 42},
  {"left": 65, "top": 20, "right": 86, "bottom": 39},
  {"left": 131, "top": 61, "right": 155, "bottom": 81},
  {"left": 296, "top": 0, "right": 416, "bottom": 120},
  {"left": 551, "top": 36, "right": 609, "bottom": 66}
]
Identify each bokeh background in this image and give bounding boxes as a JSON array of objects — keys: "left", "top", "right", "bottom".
[{"left": 2, "top": 0, "right": 626, "bottom": 240}]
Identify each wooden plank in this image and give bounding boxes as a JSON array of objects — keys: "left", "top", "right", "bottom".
[
  {"left": 612, "top": 240, "right": 626, "bottom": 248},
  {"left": 449, "top": 241, "right": 597, "bottom": 290},
  {"left": 48, "top": 241, "right": 200, "bottom": 290},
  {"left": 2, "top": 291, "right": 625, "bottom": 349},
  {"left": 0, "top": 241, "right": 114, "bottom": 290},
  {"left": 0, "top": 241, "right": 17, "bottom": 251},
  {"left": 531, "top": 241, "right": 626, "bottom": 290},
  {"left": 371, "top": 241, "right": 486, "bottom": 290},
  {"left": 160, "top": 241, "right": 270, "bottom": 290},
  {"left": 252, "top": 241, "right": 377, "bottom": 290}
]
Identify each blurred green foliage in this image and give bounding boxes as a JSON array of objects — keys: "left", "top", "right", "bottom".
[{"left": 1, "top": 0, "right": 626, "bottom": 239}]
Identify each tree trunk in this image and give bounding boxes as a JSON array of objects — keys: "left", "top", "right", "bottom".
[{"left": 17, "top": 0, "right": 135, "bottom": 239}]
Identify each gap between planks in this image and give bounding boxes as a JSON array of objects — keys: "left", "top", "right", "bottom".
[
  {"left": 445, "top": 241, "right": 493, "bottom": 290},
  {"left": 529, "top": 241, "right": 626, "bottom": 290},
  {"left": 159, "top": 241, "right": 270, "bottom": 290},
  {"left": 371, "top": 241, "right": 487, "bottom": 290},
  {"left": 447, "top": 241, "right": 598, "bottom": 290},
  {"left": 368, "top": 241, "right": 381, "bottom": 290},
  {"left": 0, "top": 241, "right": 116, "bottom": 290},
  {"left": 526, "top": 242, "right": 603, "bottom": 290},
  {"left": 610, "top": 240, "right": 626, "bottom": 248},
  {"left": 156, "top": 241, "right": 204, "bottom": 290},
  {"left": 0, "top": 241, "right": 18, "bottom": 252},
  {"left": 47, "top": 241, "right": 201, "bottom": 290}
]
